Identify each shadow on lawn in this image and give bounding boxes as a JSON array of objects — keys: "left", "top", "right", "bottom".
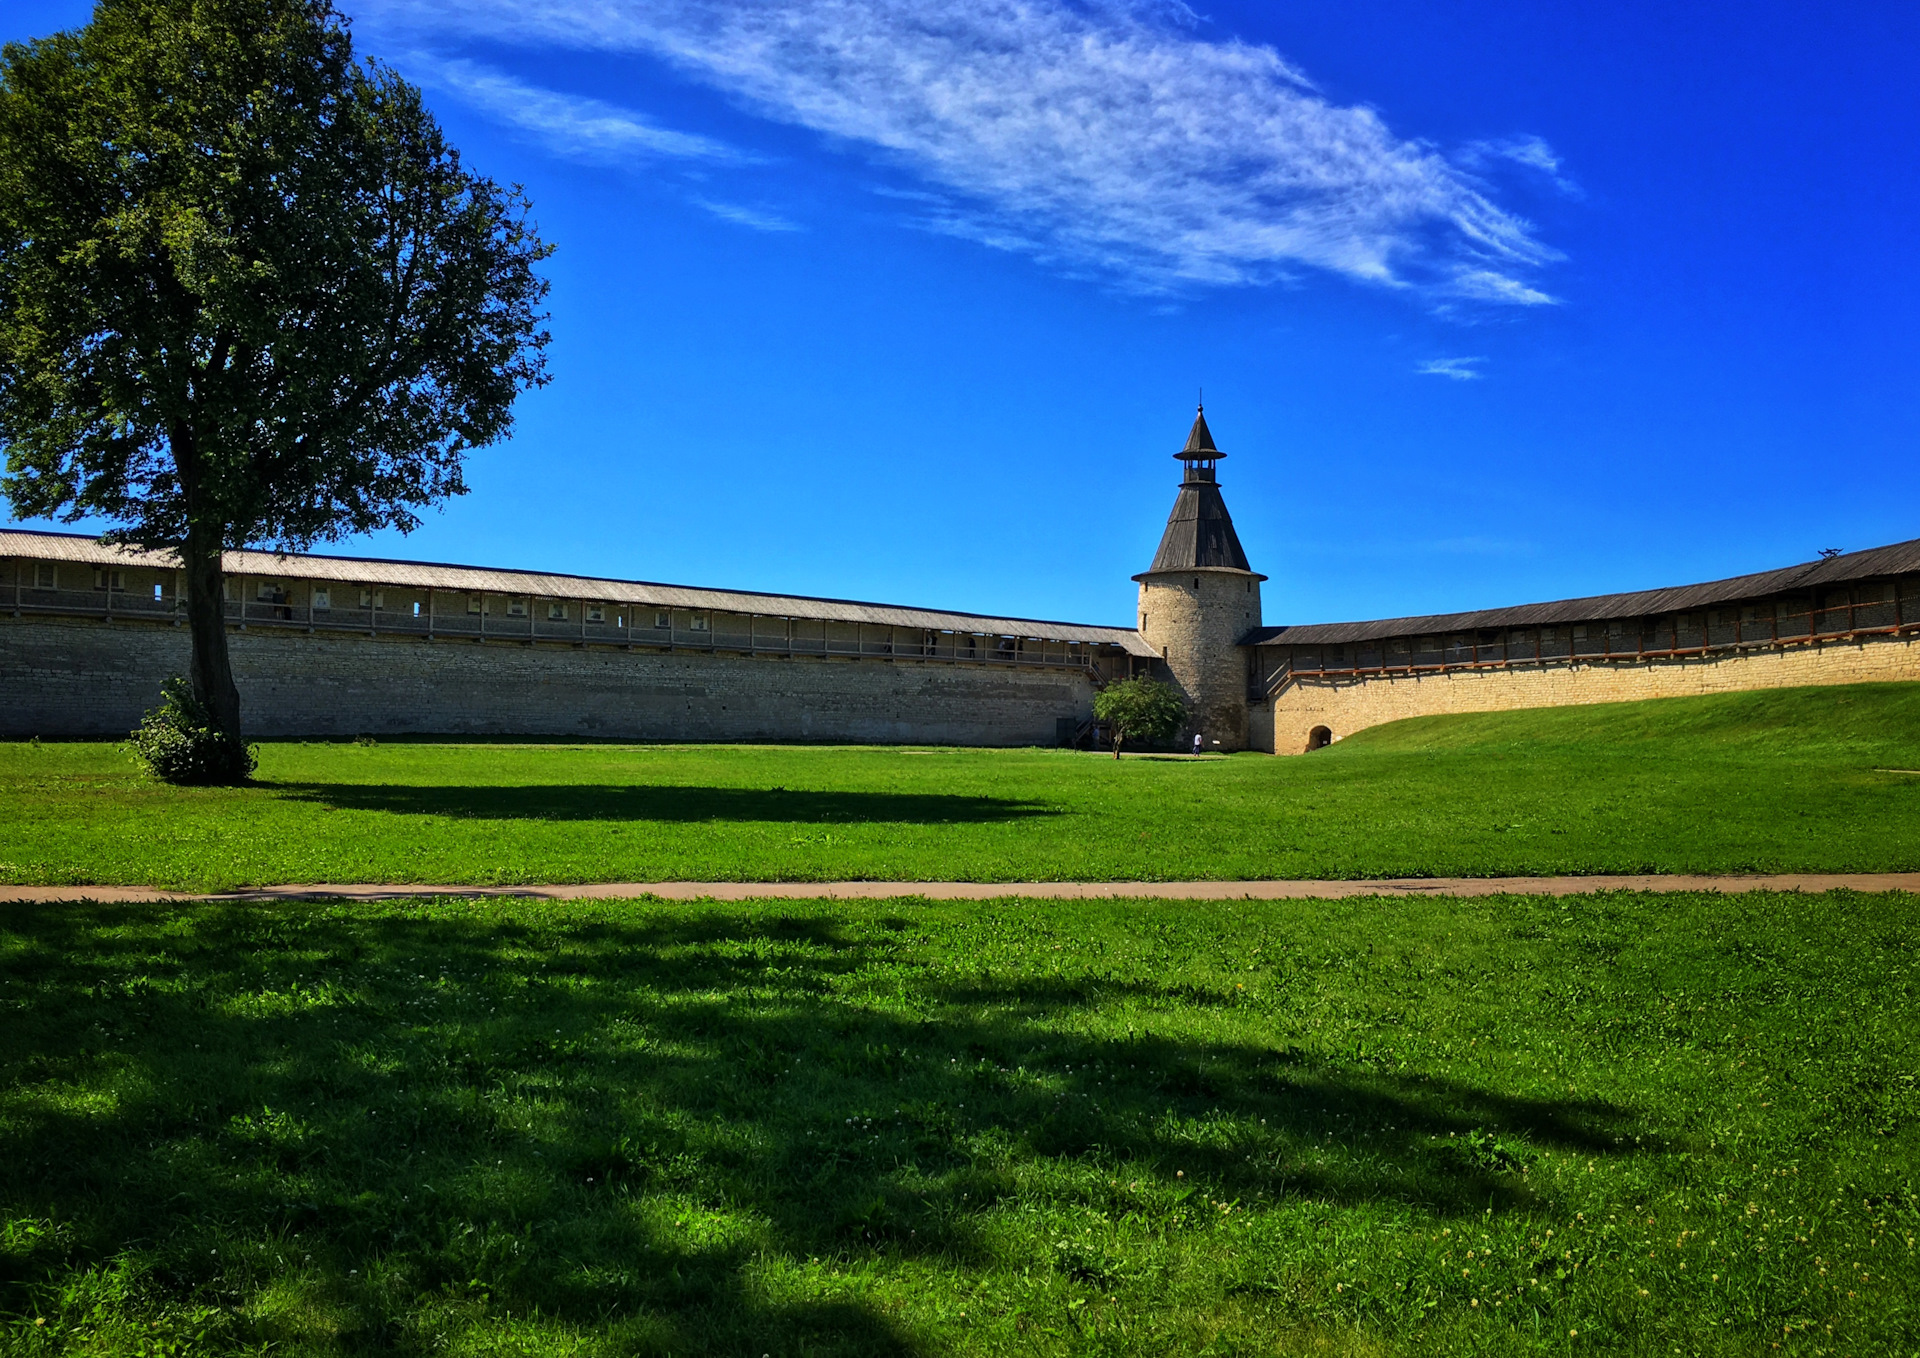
[
  {"left": 0, "top": 902, "right": 1637, "bottom": 1355},
  {"left": 268, "top": 781, "right": 1053, "bottom": 825}
]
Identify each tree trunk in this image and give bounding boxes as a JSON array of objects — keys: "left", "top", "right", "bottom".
[
  {"left": 182, "top": 526, "right": 243, "bottom": 742},
  {"left": 1112, "top": 732, "right": 1123, "bottom": 760}
]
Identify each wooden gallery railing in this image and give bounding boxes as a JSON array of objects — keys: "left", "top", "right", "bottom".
[
  {"left": 4, "top": 559, "right": 1121, "bottom": 677},
  {"left": 1256, "top": 583, "right": 1918, "bottom": 698}
]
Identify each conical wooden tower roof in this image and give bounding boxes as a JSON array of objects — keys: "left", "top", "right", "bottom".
[{"left": 1141, "top": 406, "right": 1255, "bottom": 575}]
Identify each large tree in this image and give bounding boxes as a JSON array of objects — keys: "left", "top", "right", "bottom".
[{"left": 0, "top": 0, "right": 551, "bottom": 756}]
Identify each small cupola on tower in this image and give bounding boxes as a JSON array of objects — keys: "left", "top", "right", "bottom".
[
  {"left": 1147, "top": 405, "right": 1254, "bottom": 573},
  {"left": 1132, "top": 404, "right": 1266, "bottom": 750}
]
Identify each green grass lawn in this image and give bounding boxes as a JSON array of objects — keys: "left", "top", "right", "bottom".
[
  {"left": 4, "top": 682, "right": 1920, "bottom": 890},
  {"left": 1, "top": 888, "right": 1913, "bottom": 1355}
]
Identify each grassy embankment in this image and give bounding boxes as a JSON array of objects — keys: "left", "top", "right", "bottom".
[
  {"left": 1, "top": 887, "right": 1915, "bottom": 1355},
  {"left": 3, "top": 681, "right": 1920, "bottom": 890}
]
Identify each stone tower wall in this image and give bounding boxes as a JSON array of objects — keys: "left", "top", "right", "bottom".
[{"left": 1135, "top": 567, "right": 1262, "bottom": 749}]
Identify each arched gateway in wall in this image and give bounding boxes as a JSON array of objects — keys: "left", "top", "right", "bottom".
[{"left": 3, "top": 404, "right": 1917, "bottom": 744}]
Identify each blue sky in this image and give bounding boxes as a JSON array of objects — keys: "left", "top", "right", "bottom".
[{"left": 7, "top": 0, "right": 1917, "bottom": 628}]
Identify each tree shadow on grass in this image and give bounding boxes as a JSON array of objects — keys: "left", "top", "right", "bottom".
[
  {"left": 0, "top": 901, "right": 1639, "bottom": 1355},
  {"left": 268, "top": 782, "right": 1054, "bottom": 825}
]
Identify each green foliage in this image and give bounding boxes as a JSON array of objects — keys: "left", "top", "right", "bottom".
[
  {"left": 0, "top": 0, "right": 552, "bottom": 545},
  {"left": 0, "top": 0, "right": 553, "bottom": 740},
  {"left": 4, "top": 681, "right": 1917, "bottom": 892},
  {"left": 127, "top": 676, "right": 256, "bottom": 785},
  {"left": 1094, "top": 675, "right": 1187, "bottom": 751},
  {"left": 0, "top": 888, "right": 1913, "bottom": 1354}
]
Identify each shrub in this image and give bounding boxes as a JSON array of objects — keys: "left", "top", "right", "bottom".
[{"left": 128, "top": 678, "right": 255, "bottom": 785}]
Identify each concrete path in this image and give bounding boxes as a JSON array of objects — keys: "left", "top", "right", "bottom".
[{"left": 3, "top": 873, "right": 1918, "bottom": 904}]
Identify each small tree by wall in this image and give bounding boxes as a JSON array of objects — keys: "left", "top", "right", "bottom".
[{"left": 1093, "top": 677, "right": 1186, "bottom": 759}]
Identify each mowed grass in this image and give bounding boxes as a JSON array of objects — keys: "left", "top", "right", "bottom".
[
  {"left": 1, "top": 889, "right": 1915, "bottom": 1356},
  {"left": 5, "top": 682, "right": 1920, "bottom": 890}
]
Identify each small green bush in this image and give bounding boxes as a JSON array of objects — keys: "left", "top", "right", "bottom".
[{"left": 128, "top": 677, "right": 255, "bottom": 785}]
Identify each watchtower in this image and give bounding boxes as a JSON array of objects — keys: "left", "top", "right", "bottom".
[{"left": 1133, "top": 405, "right": 1266, "bottom": 750}]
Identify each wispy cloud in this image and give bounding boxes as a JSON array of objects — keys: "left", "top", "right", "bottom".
[
  {"left": 363, "top": 0, "right": 1562, "bottom": 299},
  {"left": 401, "top": 53, "right": 742, "bottom": 165},
  {"left": 695, "top": 199, "right": 801, "bottom": 232},
  {"left": 1416, "top": 356, "right": 1486, "bottom": 381},
  {"left": 1460, "top": 134, "right": 1581, "bottom": 197},
  {"left": 1444, "top": 270, "right": 1555, "bottom": 306}
]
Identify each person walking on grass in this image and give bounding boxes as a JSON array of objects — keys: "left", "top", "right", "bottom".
[{"left": 1192, "top": 732, "right": 1203, "bottom": 757}]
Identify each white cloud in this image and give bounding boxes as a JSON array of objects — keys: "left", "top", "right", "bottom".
[
  {"left": 1416, "top": 356, "right": 1486, "bottom": 380},
  {"left": 695, "top": 199, "right": 802, "bottom": 232},
  {"left": 1460, "top": 134, "right": 1581, "bottom": 197},
  {"left": 362, "top": 0, "right": 1561, "bottom": 299},
  {"left": 1444, "top": 269, "right": 1556, "bottom": 306},
  {"left": 401, "top": 54, "right": 742, "bottom": 165}
]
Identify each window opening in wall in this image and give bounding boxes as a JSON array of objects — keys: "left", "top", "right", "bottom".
[
  {"left": 691, "top": 612, "right": 710, "bottom": 632},
  {"left": 548, "top": 601, "right": 568, "bottom": 621},
  {"left": 94, "top": 568, "right": 125, "bottom": 591},
  {"left": 312, "top": 589, "right": 331, "bottom": 610},
  {"left": 33, "top": 563, "right": 55, "bottom": 589},
  {"left": 359, "top": 588, "right": 384, "bottom": 609},
  {"left": 467, "top": 594, "right": 484, "bottom": 615},
  {"left": 1193, "top": 578, "right": 1200, "bottom": 589},
  {"left": 412, "top": 600, "right": 422, "bottom": 617},
  {"left": 507, "top": 598, "right": 526, "bottom": 617},
  {"left": 1306, "top": 725, "right": 1333, "bottom": 752},
  {"left": 655, "top": 610, "right": 671, "bottom": 629},
  {"left": 586, "top": 604, "right": 605, "bottom": 623},
  {"left": 152, "top": 583, "right": 163, "bottom": 601}
]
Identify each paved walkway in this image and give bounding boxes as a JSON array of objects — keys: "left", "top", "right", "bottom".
[{"left": 2, "top": 873, "right": 1918, "bottom": 904}]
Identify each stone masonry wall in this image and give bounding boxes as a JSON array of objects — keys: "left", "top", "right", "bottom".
[
  {"left": 1263, "top": 632, "right": 1920, "bottom": 754},
  {"left": 2, "top": 616, "right": 1096, "bottom": 744},
  {"left": 1136, "top": 568, "right": 1261, "bottom": 750}
]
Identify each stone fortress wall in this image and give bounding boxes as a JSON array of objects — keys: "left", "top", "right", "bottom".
[
  {"left": 0, "top": 533, "right": 1144, "bottom": 744},
  {"left": 1264, "top": 632, "right": 1919, "bottom": 754},
  {"left": 5, "top": 407, "right": 1917, "bottom": 751},
  {"left": 1248, "top": 561, "right": 1920, "bottom": 754},
  {"left": 3, "top": 615, "right": 1097, "bottom": 744}
]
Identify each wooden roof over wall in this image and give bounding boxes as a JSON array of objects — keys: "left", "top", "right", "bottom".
[
  {"left": 1246, "top": 537, "right": 1920, "bottom": 647},
  {"left": 0, "top": 530, "right": 1156, "bottom": 654}
]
